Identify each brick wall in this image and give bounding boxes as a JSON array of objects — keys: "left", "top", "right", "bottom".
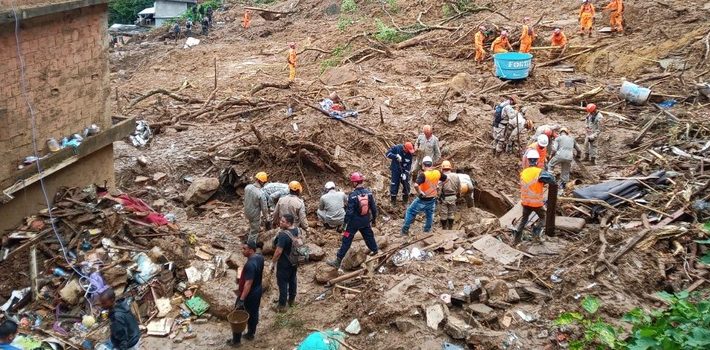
[{"left": 0, "top": 3, "right": 111, "bottom": 183}]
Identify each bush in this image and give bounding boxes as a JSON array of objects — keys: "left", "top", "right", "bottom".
[
  {"left": 337, "top": 17, "right": 354, "bottom": 32},
  {"left": 555, "top": 296, "right": 627, "bottom": 350},
  {"left": 108, "top": 0, "right": 154, "bottom": 25},
  {"left": 374, "top": 19, "right": 409, "bottom": 43},
  {"left": 623, "top": 291, "right": 710, "bottom": 349},
  {"left": 341, "top": 0, "right": 357, "bottom": 13}
]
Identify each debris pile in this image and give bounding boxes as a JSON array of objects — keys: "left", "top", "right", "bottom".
[{"left": 0, "top": 185, "right": 238, "bottom": 348}]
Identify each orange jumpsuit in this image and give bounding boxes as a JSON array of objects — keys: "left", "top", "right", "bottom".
[
  {"left": 474, "top": 31, "right": 486, "bottom": 63},
  {"left": 491, "top": 36, "right": 510, "bottom": 54},
  {"left": 519, "top": 24, "right": 534, "bottom": 53},
  {"left": 242, "top": 11, "right": 251, "bottom": 29},
  {"left": 551, "top": 32, "right": 567, "bottom": 47},
  {"left": 605, "top": 0, "right": 624, "bottom": 32},
  {"left": 287, "top": 48, "right": 297, "bottom": 81},
  {"left": 579, "top": 3, "right": 596, "bottom": 34}
]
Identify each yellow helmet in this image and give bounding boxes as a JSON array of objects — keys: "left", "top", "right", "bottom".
[
  {"left": 255, "top": 172, "right": 268, "bottom": 183},
  {"left": 441, "top": 160, "right": 452, "bottom": 170},
  {"left": 288, "top": 181, "right": 302, "bottom": 192}
]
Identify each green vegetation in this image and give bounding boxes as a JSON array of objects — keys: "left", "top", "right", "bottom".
[
  {"left": 556, "top": 292, "right": 710, "bottom": 350},
  {"left": 697, "top": 238, "right": 710, "bottom": 264},
  {"left": 319, "top": 45, "right": 347, "bottom": 74},
  {"left": 623, "top": 291, "right": 710, "bottom": 349},
  {"left": 108, "top": 0, "right": 153, "bottom": 25},
  {"left": 386, "top": 0, "right": 398, "bottom": 13},
  {"left": 555, "top": 296, "right": 627, "bottom": 350},
  {"left": 374, "top": 19, "right": 409, "bottom": 43},
  {"left": 341, "top": 0, "right": 357, "bottom": 13},
  {"left": 337, "top": 17, "right": 354, "bottom": 31}
]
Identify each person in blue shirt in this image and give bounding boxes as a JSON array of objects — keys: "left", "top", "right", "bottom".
[
  {"left": 0, "top": 319, "right": 20, "bottom": 350},
  {"left": 327, "top": 172, "right": 378, "bottom": 269},
  {"left": 385, "top": 142, "right": 415, "bottom": 206}
]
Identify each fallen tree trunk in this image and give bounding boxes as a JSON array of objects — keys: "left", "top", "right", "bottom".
[{"left": 250, "top": 82, "right": 292, "bottom": 95}]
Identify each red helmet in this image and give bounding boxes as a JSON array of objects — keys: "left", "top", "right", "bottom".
[
  {"left": 544, "top": 128, "right": 553, "bottom": 137},
  {"left": 586, "top": 103, "right": 597, "bottom": 113},
  {"left": 350, "top": 172, "right": 365, "bottom": 183}
]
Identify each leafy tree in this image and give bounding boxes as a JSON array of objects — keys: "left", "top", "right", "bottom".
[{"left": 108, "top": 0, "right": 154, "bottom": 25}]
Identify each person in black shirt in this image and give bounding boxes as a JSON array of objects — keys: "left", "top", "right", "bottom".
[
  {"left": 271, "top": 213, "right": 299, "bottom": 312},
  {"left": 228, "top": 241, "right": 264, "bottom": 347}
]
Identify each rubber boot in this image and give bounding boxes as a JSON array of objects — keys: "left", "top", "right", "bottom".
[
  {"left": 390, "top": 196, "right": 397, "bottom": 206},
  {"left": 532, "top": 226, "right": 543, "bottom": 242},
  {"left": 512, "top": 230, "right": 522, "bottom": 244},
  {"left": 327, "top": 257, "right": 341, "bottom": 268},
  {"left": 447, "top": 219, "right": 455, "bottom": 230},
  {"left": 402, "top": 194, "right": 408, "bottom": 205},
  {"left": 440, "top": 219, "right": 448, "bottom": 229}
]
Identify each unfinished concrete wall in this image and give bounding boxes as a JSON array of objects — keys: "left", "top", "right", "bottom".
[
  {"left": 0, "top": 1, "right": 114, "bottom": 232},
  {"left": 0, "top": 3, "right": 111, "bottom": 180},
  {"left": 154, "top": 0, "right": 190, "bottom": 26}
]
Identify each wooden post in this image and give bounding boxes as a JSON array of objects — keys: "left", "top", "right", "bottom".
[
  {"left": 545, "top": 183, "right": 558, "bottom": 237},
  {"left": 115, "top": 87, "right": 121, "bottom": 113},
  {"left": 213, "top": 57, "right": 217, "bottom": 90},
  {"left": 30, "top": 246, "right": 39, "bottom": 300}
]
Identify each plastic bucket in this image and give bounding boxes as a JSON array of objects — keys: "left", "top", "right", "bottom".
[
  {"left": 227, "top": 310, "right": 250, "bottom": 333},
  {"left": 620, "top": 81, "right": 651, "bottom": 105},
  {"left": 493, "top": 52, "right": 533, "bottom": 80}
]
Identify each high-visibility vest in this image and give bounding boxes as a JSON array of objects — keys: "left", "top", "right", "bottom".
[
  {"left": 419, "top": 170, "right": 441, "bottom": 198},
  {"left": 520, "top": 167, "right": 544, "bottom": 207}
]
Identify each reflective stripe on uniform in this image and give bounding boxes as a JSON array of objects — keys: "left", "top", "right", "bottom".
[
  {"left": 419, "top": 170, "right": 441, "bottom": 198},
  {"left": 520, "top": 167, "right": 544, "bottom": 207}
]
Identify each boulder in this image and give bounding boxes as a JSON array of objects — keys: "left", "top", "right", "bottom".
[
  {"left": 341, "top": 236, "right": 389, "bottom": 271},
  {"left": 200, "top": 270, "right": 237, "bottom": 319},
  {"left": 466, "top": 329, "right": 508, "bottom": 349},
  {"left": 485, "top": 279, "right": 509, "bottom": 303},
  {"left": 304, "top": 243, "right": 325, "bottom": 261},
  {"left": 445, "top": 315, "right": 472, "bottom": 339},
  {"left": 314, "top": 267, "right": 340, "bottom": 284},
  {"left": 392, "top": 318, "right": 417, "bottom": 333},
  {"left": 183, "top": 177, "right": 219, "bottom": 205},
  {"left": 345, "top": 319, "right": 361, "bottom": 335},
  {"left": 425, "top": 303, "right": 448, "bottom": 330}
]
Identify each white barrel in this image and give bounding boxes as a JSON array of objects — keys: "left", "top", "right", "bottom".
[{"left": 620, "top": 81, "right": 651, "bottom": 105}]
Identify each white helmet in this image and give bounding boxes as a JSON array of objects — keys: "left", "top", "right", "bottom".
[
  {"left": 525, "top": 149, "right": 540, "bottom": 159},
  {"left": 422, "top": 156, "right": 433, "bottom": 166},
  {"left": 324, "top": 181, "right": 336, "bottom": 190},
  {"left": 537, "top": 134, "right": 549, "bottom": 147}
]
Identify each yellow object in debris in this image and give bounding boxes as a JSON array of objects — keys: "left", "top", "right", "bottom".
[{"left": 187, "top": 233, "right": 197, "bottom": 245}]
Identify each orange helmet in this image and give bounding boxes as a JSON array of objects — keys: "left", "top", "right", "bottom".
[
  {"left": 586, "top": 103, "right": 597, "bottom": 113},
  {"left": 288, "top": 181, "right": 302, "bottom": 192},
  {"left": 404, "top": 142, "right": 415, "bottom": 154}
]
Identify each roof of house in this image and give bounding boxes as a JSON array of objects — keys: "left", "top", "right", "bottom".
[{"left": 138, "top": 7, "right": 155, "bottom": 15}]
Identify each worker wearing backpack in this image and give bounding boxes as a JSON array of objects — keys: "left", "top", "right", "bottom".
[
  {"left": 327, "top": 172, "right": 379, "bottom": 269},
  {"left": 271, "top": 213, "right": 303, "bottom": 312}
]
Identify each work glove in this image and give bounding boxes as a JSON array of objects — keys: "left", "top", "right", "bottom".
[
  {"left": 235, "top": 299, "right": 245, "bottom": 310},
  {"left": 396, "top": 154, "right": 402, "bottom": 162},
  {"left": 401, "top": 173, "right": 407, "bottom": 180}
]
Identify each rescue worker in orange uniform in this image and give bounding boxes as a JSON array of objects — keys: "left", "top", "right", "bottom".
[
  {"left": 519, "top": 17, "right": 535, "bottom": 54},
  {"left": 579, "top": 0, "right": 596, "bottom": 37},
  {"left": 514, "top": 149, "right": 556, "bottom": 244},
  {"left": 522, "top": 134, "right": 549, "bottom": 169},
  {"left": 491, "top": 31, "right": 513, "bottom": 54},
  {"left": 401, "top": 156, "right": 447, "bottom": 236},
  {"left": 550, "top": 28, "right": 568, "bottom": 48},
  {"left": 287, "top": 42, "right": 297, "bottom": 82},
  {"left": 604, "top": 0, "right": 624, "bottom": 32},
  {"left": 474, "top": 26, "right": 488, "bottom": 64},
  {"left": 242, "top": 10, "right": 252, "bottom": 29}
]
